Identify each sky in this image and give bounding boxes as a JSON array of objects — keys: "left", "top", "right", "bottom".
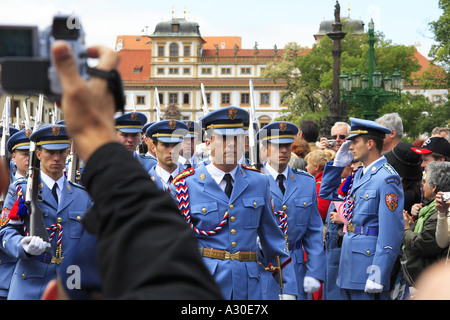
[{"left": 0, "top": 0, "right": 443, "bottom": 57}]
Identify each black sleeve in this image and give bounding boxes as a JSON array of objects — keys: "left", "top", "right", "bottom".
[{"left": 81, "top": 142, "right": 223, "bottom": 300}]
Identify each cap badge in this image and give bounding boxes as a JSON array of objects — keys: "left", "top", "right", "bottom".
[
  {"left": 51, "top": 126, "right": 61, "bottom": 137},
  {"left": 279, "top": 122, "right": 287, "bottom": 132},
  {"left": 24, "top": 129, "right": 32, "bottom": 138},
  {"left": 130, "top": 112, "right": 138, "bottom": 121},
  {"left": 228, "top": 108, "right": 237, "bottom": 121},
  {"left": 168, "top": 120, "right": 177, "bottom": 130}
]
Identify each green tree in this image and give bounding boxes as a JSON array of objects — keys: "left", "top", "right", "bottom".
[{"left": 429, "top": 0, "right": 450, "bottom": 71}]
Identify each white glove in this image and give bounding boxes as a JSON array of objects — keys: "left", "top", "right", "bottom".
[
  {"left": 333, "top": 140, "right": 353, "bottom": 167},
  {"left": 279, "top": 294, "right": 296, "bottom": 300},
  {"left": 21, "top": 236, "right": 49, "bottom": 256},
  {"left": 303, "top": 276, "right": 321, "bottom": 294},
  {"left": 364, "top": 279, "right": 384, "bottom": 293}
]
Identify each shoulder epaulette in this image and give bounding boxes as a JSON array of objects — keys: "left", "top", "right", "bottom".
[
  {"left": 172, "top": 167, "right": 195, "bottom": 185},
  {"left": 68, "top": 180, "right": 86, "bottom": 190},
  {"left": 13, "top": 177, "right": 27, "bottom": 186},
  {"left": 382, "top": 163, "right": 397, "bottom": 175},
  {"left": 241, "top": 164, "right": 261, "bottom": 173},
  {"left": 292, "top": 167, "right": 314, "bottom": 179}
]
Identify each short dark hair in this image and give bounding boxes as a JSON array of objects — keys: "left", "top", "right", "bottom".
[
  {"left": 299, "top": 119, "right": 319, "bottom": 143},
  {"left": 361, "top": 135, "right": 384, "bottom": 153}
]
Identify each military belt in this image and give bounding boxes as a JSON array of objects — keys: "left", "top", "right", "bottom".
[
  {"left": 199, "top": 247, "right": 257, "bottom": 261},
  {"left": 347, "top": 223, "right": 378, "bottom": 236},
  {"left": 287, "top": 239, "right": 302, "bottom": 251},
  {"left": 33, "top": 253, "right": 64, "bottom": 265}
]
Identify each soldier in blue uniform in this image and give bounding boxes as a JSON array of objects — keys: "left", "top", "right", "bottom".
[
  {"left": 1, "top": 127, "right": 20, "bottom": 181},
  {"left": 319, "top": 118, "right": 404, "bottom": 300},
  {"left": 146, "top": 120, "right": 188, "bottom": 190},
  {"left": 257, "top": 121, "right": 325, "bottom": 300},
  {"left": 169, "top": 106, "right": 298, "bottom": 300},
  {"left": 0, "top": 124, "right": 93, "bottom": 299},
  {"left": 141, "top": 122, "right": 157, "bottom": 161},
  {"left": 115, "top": 112, "right": 157, "bottom": 171},
  {"left": 179, "top": 121, "right": 202, "bottom": 169},
  {"left": 7, "top": 129, "right": 31, "bottom": 182}
]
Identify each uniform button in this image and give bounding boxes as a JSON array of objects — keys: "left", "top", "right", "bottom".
[
  {"left": 365, "top": 194, "right": 369, "bottom": 199},
  {"left": 253, "top": 202, "right": 257, "bottom": 207},
  {"left": 366, "top": 250, "right": 371, "bottom": 255},
  {"left": 303, "top": 202, "right": 307, "bottom": 206},
  {"left": 231, "top": 242, "right": 236, "bottom": 247},
  {"left": 282, "top": 205, "right": 287, "bottom": 210},
  {"left": 229, "top": 204, "right": 234, "bottom": 210},
  {"left": 202, "top": 208, "right": 207, "bottom": 213},
  {"left": 230, "top": 229, "right": 236, "bottom": 235},
  {"left": 57, "top": 217, "right": 62, "bottom": 223},
  {"left": 21, "top": 274, "right": 26, "bottom": 278},
  {"left": 230, "top": 216, "right": 236, "bottom": 222},
  {"left": 77, "top": 216, "right": 81, "bottom": 221}
]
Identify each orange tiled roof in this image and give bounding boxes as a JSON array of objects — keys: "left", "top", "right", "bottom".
[
  {"left": 410, "top": 50, "right": 447, "bottom": 85},
  {"left": 117, "top": 50, "right": 151, "bottom": 81},
  {"left": 116, "top": 35, "right": 152, "bottom": 50},
  {"left": 202, "top": 36, "right": 242, "bottom": 50}
]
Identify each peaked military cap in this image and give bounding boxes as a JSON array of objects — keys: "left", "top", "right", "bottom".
[
  {"left": 200, "top": 106, "right": 249, "bottom": 136},
  {"left": 257, "top": 121, "right": 298, "bottom": 144},
  {"left": 184, "top": 121, "right": 202, "bottom": 138},
  {"left": 347, "top": 117, "right": 391, "bottom": 140},
  {"left": 142, "top": 122, "right": 154, "bottom": 135},
  {"left": 30, "top": 124, "right": 70, "bottom": 150},
  {"left": 7, "top": 129, "right": 32, "bottom": 153},
  {"left": 115, "top": 112, "right": 147, "bottom": 133},
  {"left": 0, "top": 127, "right": 19, "bottom": 139},
  {"left": 146, "top": 120, "right": 188, "bottom": 143}
]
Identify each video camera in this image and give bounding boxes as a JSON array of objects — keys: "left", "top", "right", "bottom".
[{"left": 0, "top": 14, "right": 88, "bottom": 101}]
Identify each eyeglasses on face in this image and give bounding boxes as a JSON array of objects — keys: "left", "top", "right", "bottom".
[{"left": 331, "top": 134, "right": 347, "bottom": 140}]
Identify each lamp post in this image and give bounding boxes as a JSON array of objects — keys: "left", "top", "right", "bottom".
[{"left": 340, "top": 19, "right": 403, "bottom": 120}]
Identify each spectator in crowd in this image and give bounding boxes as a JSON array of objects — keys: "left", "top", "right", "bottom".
[
  {"left": 318, "top": 122, "right": 351, "bottom": 152},
  {"left": 305, "top": 149, "right": 335, "bottom": 221},
  {"left": 376, "top": 112, "right": 403, "bottom": 153},
  {"left": 299, "top": 119, "right": 319, "bottom": 152},
  {"left": 411, "top": 137, "right": 450, "bottom": 171},
  {"left": 385, "top": 142, "right": 423, "bottom": 214},
  {"left": 402, "top": 161, "right": 450, "bottom": 295},
  {"left": 431, "top": 127, "right": 450, "bottom": 142}
]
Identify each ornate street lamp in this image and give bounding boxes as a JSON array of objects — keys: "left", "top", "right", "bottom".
[{"left": 340, "top": 19, "right": 402, "bottom": 120}]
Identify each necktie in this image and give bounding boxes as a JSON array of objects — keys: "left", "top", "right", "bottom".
[
  {"left": 223, "top": 173, "right": 233, "bottom": 198},
  {"left": 168, "top": 175, "right": 173, "bottom": 183},
  {"left": 185, "top": 160, "right": 191, "bottom": 169},
  {"left": 277, "top": 174, "right": 285, "bottom": 195},
  {"left": 52, "top": 183, "right": 58, "bottom": 203}
]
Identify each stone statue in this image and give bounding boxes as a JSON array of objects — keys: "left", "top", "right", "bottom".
[
  {"left": 334, "top": 1, "right": 341, "bottom": 23},
  {"left": 234, "top": 44, "right": 239, "bottom": 57}
]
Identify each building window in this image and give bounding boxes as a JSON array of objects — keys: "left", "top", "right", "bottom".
[
  {"left": 133, "top": 66, "right": 143, "bottom": 73},
  {"left": 158, "top": 93, "right": 164, "bottom": 104},
  {"left": 183, "top": 93, "right": 190, "bottom": 104},
  {"left": 221, "top": 93, "right": 230, "bottom": 105},
  {"left": 201, "top": 67, "right": 212, "bottom": 75},
  {"left": 184, "top": 45, "right": 190, "bottom": 57},
  {"left": 183, "top": 67, "right": 190, "bottom": 75},
  {"left": 172, "top": 24, "right": 179, "bottom": 32},
  {"left": 182, "top": 116, "right": 189, "bottom": 121},
  {"left": 432, "top": 94, "right": 443, "bottom": 104},
  {"left": 169, "top": 68, "right": 179, "bottom": 74},
  {"left": 170, "top": 43, "right": 179, "bottom": 62},
  {"left": 240, "top": 67, "right": 251, "bottom": 75},
  {"left": 158, "top": 46, "right": 164, "bottom": 57},
  {"left": 202, "top": 93, "right": 211, "bottom": 105},
  {"left": 221, "top": 67, "right": 231, "bottom": 75},
  {"left": 157, "top": 68, "right": 164, "bottom": 75},
  {"left": 260, "top": 93, "right": 270, "bottom": 105},
  {"left": 241, "top": 93, "right": 250, "bottom": 105},
  {"left": 169, "top": 93, "right": 178, "bottom": 104},
  {"left": 136, "top": 96, "right": 145, "bottom": 105}
]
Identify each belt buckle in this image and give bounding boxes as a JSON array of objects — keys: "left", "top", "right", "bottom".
[
  {"left": 348, "top": 223, "right": 355, "bottom": 233},
  {"left": 225, "top": 251, "right": 238, "bottom": 261}
]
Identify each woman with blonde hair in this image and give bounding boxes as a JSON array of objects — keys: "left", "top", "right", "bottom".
[{"left": 305, "top": 149, "right": 336, "bottom": 221}]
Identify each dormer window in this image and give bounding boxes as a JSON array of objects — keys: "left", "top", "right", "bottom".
[{"left": 172, "top": 24, "right": 179, "bottom": 32}]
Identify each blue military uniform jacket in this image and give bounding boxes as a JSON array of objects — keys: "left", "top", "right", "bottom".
[
  {"left": 260, "top": 165, "right": 325, "bottom": 300},
  {"left": 148, "top": 164, "right": 185, "bottom": 191},
  {"left": 170, "top": 162, "right": 297, "bottom": 300},
  {"left": 0, "top": 175, "right": 93, "bottom": 299},
  {"left": 319, "top": 157, "right": 404, "bottom": 291},
  {"left": 134, "top": 152, "right": 157, "bottom": 172}
]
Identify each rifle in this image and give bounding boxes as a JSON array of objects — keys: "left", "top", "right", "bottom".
[
  {"left": 248, "top": 80, "right": 260, "bottom": 169},
  {"left": 0, "top": 97, "right": 11, "bottom": 206},
  {"left": 200, "top": 83, "right": 209, "bottom": 117},
  {"left": 25, "top": 94, "right": 51, "bottom": 247},
  {"left": 154, "top": 88, "right": 163, "bottom": 122}
]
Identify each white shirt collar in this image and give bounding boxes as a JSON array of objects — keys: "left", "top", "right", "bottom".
[
  {"left": 155, "top": 165, "right": 180, "bottom": 189},
  {"left": 265, "top": 163, "right": 289, "bottom": 181},
  {"left": 40, "top": 171, "right": 65, "bottom": 200},
  {"left": 206, "top": 163, "right": 238, "bottom": 187}
]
